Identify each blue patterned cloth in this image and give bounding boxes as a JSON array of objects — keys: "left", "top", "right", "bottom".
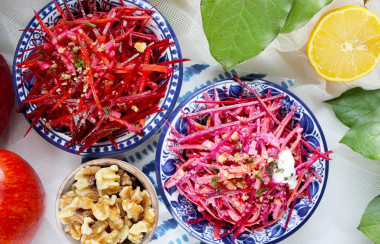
[{"left": 82, "top": 62, "right": 295, "bottom": 244}]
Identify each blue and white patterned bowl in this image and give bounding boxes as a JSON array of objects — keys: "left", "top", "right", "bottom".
[
  {"left": 13, "top": 0, "right": 183, "bottom": 156},
  {"left": 156, "top": 78, "right": 329, "bottom": 244}
]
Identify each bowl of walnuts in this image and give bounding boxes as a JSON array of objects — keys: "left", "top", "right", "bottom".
[{"left": 55, "top": 158, "right": 158, "bottom": 244}]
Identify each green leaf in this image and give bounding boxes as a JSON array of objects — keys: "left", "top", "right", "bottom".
[
  {"left": 200, "top": 0, "right": 331, "bottom": 70},
  {"left": 326, "top": 87, "right": 380, "bottom": 127},
  {"left": 280, "top": 0, "right": 332, "bottom": 33},
  {"left": 327, "top": 87, "right": 380, "bottom": 160},
  {"left": 358, "top": 195, "right": 380, "bottom": 244},
  {"left": 201, "top": 0, "right": 293, "bottom": 70},
  {"left": 340, "top": 122, "right": 380, "bottom": 160}
]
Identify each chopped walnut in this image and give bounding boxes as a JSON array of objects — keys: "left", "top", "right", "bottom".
[
  {"left": 108, "top": 204, "right": 124, "bottom": 230},
  {"left": 84, "top": 187, "right": 100, "bottom": 202},
  {"left": 122, "top": 199, "right": 144, "bottom": 222},
  {"left": 95, "top": 165, "right": 120, "bottom": 196},
  {"left": 81, "top": 220, "right": 108, "bottom": 243},
  {"left": 141, "top": 190, "right": 152, "bottom": 210},
  {"left": 58, "top": 196, "right": 93, "bottom": 219},
  {"left": 92, "top": 196, "right": 112, "bottom": 221},
  {"left": 143, "top": 208, "right": 156, "bottom": 228},
  {"left": 131, "top": 187, "right": 143, "bottom": 205},
  {"left": 116, "top": 198, "right": 126, "bottom": 218},
  {"left": 120, "top": 186, "right": 133, "bottom": 200},
  {"left": 88, "top": 230, "right": 108, "bottom": 243},
  {"left": 103, "top": 229, "right": 120, "bottom": 243},
  {"left": 124, "top": 216, "right": 133, "bottom": 228},
  {"left": 59, "top": 165, "right": 155, "bottom": 244},
  {"left": 65, "top": 222, "right": 82, "bottom": 240},
  {"left": 118, "top": 169, "right": 132, "bottom": 186},
  {"left": 118, "top": 224, "right": 130, "bottom": 243},
  {"left": 81, "top": 217, "right": 95, "bottom": 235},
  {"left": 73, "top": 166, "right": 101, "bottom": 196},
  {"left": 134, "top": 42, "right": 147, "bottom": 53},
  {"left": 128, "top": 221, "right": 149, "bottom": 244},
  {"left": 59, "top": 191, "right": 76, "bottom": 209},
  {"left": 63, "top": 209, "right": 93, "bottom": 225}
]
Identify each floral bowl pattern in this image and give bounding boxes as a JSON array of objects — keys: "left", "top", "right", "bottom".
[
  {"left": 12, "top": 0, "right": 183, "bottom": 156},
  {"left": 155, "top": 78, "right": 329, "bottom": 244}
]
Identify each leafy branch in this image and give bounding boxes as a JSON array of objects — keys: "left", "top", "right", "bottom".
[{"left": 201, "top": 0, "right": 332, "bottom": 70}]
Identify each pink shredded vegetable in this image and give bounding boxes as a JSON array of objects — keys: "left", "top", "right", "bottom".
[{"left": 164, "top": 74, "right": 333, "bottom": 241}]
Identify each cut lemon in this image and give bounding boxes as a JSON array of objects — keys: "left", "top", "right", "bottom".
[{"left": 307, "top": 5, "right": 380, "bottom": 82}]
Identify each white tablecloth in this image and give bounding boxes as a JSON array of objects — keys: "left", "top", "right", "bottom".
[{"left": 1, "top": 0, "right": 380, "bottom": 243}]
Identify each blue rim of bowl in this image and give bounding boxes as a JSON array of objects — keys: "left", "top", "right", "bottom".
[
  {"left": 155, "top": 78, "right": 329, "bottom": 244},
  {"left": 12, "top": 0, "right": 183, "bottom": 157}
]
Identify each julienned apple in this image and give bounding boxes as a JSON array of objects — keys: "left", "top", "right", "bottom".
[{"left": 0, "top": 149, "right": 45, "bottom": 244}]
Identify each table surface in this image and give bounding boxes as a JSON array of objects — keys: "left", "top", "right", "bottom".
[{"left": 1, "top": 0, "right": 380, "bottom": 244}]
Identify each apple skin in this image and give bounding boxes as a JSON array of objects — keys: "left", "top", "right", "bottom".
[
  {"left": 0, "top": 149, "right": 45, "bottom": 244},
  {"left": 0, "top": 53, "right": 14, "bottom": 135}
]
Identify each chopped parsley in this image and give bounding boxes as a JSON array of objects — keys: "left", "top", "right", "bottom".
[
  {"left": 235, "top": 141, "right": 241, "bottom": 149},
  {"left": 84, "top": 21, "right": 97, "bottom": 28},
  {"left": 210, "top": 177, "right": 221, "bottom": 188},
  {"left": 102, "top": 106, "right": 110, "bottom": 115},
  {"left": 255, "top": 187, "right": 268, "bottom": 197},
  {"left": 74, "top": 56, "right": 85, "bottom": 69},
  {"left": 247, "top": 157, "right": 255, "bottom": 165},
  {"left": 210, "top": 167, "right": 219, "bottom": 175}
]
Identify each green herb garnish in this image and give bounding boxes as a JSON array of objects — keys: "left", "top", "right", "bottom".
[
  {"left": 210, "top": 167, "right": 219, "bottom": 175},
  {"left": 102, "top": 106, "right": 110, "bottom": 115},
  {"left": 100, "top": 127, "right": 119, "bottom": 134},
  {"left": 255, "top": 175, "right": 264, "bottom": 184},
  {"left": 255, "top": 187, "right": 268, "bottom": 197},
  {"left": 210, "top": 177, "right": 221, "bottom": 188},
  {"left": 74, "top": 56, "right": 85, "bottom": 69},
  {"left": 247, "top": 157, "right": 255, "bottom": 165},
  {"left": 266, "top": 160, "right": 278, "bottom": 178},
  {"left": 84, "top": 21, "right": 97, "bottom": 28}
]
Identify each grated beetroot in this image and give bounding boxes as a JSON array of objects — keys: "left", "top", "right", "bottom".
[
  {"left": 16, "top": 0, "right": 189, "bottom": 154},
  {"left": 164, "top": 74, "right": 332, "bottom": 242}
]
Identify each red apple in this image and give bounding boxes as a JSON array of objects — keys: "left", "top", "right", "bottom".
[
  {"left": 0, "top": 53, "right": 14, "bottom": 135},
  {"left": 0, "top": 149, "right": 45, "bottom": 244}
]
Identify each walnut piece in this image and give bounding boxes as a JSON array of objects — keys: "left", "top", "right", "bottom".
[
  {"left": 141, "top": 190, "right": 152, "bottom": 210},
  {"left": 128, "top": 221, "right": 149, "bottom": 244},
  {"left": 73, "top": 166, "right": 101, "bottom": 196},
  {"left": 81, "top": 217, "right": 95, "bottom": 235},
  {"left": 92, "top": 196, "right": 112, "bottom": 221},
  {"left": 95, "top": 165, "right": 120, "bottom": 196},
  {"left": 118, "top": 169, "right": 132, "bottom": 187},
  {"left": 131, "top": 187, "right": 143, "bottom": 205},
  {"left": 58, "top": 196, "right": 93, "bottom": 220},
  {"left": 65, "top": 222, "right": 82, "bottom": 240},
  {"left": 122, "top": 199, "right": 144, "bottom": 222},
  {"left": 59, "top": 191, "right": 76, "bottom": 209},
  {"left": 143, "top": 208, "right": 156, "bottom": 229},
  {"left": 120, "top": 186, "right": 133, "bottom": 200},
  {"left": 59, "top": 165, "right": 155, "bottom": 244},
  {"left": 108, "top": 204, "right": 124, "bottom": 230}
]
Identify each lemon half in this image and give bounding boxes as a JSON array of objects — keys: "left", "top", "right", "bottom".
[{"left": 307, "top": 5, "right": 380, "bottom": 82}]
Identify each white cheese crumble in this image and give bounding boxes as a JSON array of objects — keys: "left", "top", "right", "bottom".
[{"left": 272, "top": 149, "right": 297, "bottom": 189}]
